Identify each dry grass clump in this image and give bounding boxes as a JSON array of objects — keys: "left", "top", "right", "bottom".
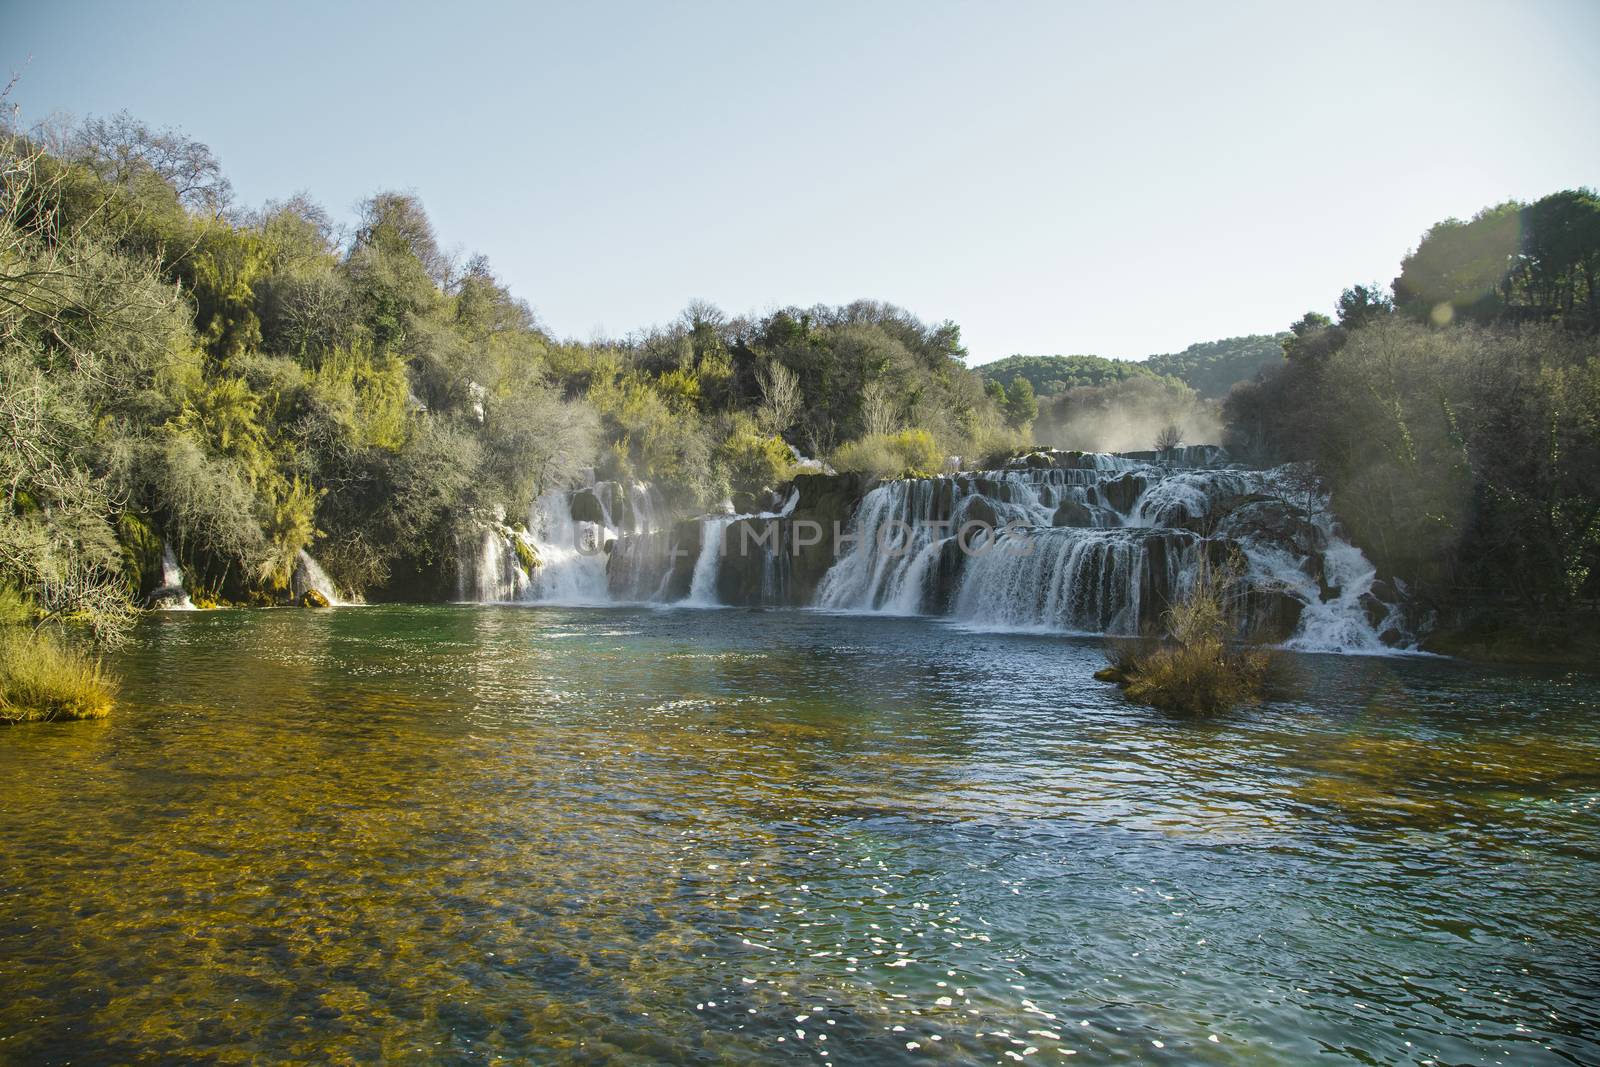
[
  {"left": 0, "top": 629, "right": 117, "bottom": 724},
  {"left": 1099, "top": 554, "right": 1274, "bottom": 714}
]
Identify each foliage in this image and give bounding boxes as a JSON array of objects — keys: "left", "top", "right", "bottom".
[
  {"left": 1394, "top": 189, "right": 1600, "bottom": 330},
  {"left": 832, "top": 428, "right": 944, "bottom": 479},
  {"left": 977, "top": 353, "right": 1163, "bottom": 396},
  {"left": 979, "top": 336, "right": 1287, "bottom": 401},
  {"left": 1228, "top": 188, "right": 1600, "bottom": 625},
  {"left": 1003, "top": 376, "right": 1037, "bottom": 428},
  {"left": 715, "top": 416, "right": 795, "bottom": 495},
  {"left": 0, "top": 626, "right": 116, "bottom": 724},
  {"left": 1143, "top": 334, "right": 1288, "bottom": 397},
  {"left": 1103, "top": 555, "right": 1271, "bottom": 714},
  {"left": 1, "top": 112, "right": 601, "bottom": 615}
]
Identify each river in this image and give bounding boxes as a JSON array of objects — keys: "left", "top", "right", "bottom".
[{"left": 1, "top": 605, "right": 1596, "bottom": 1064}]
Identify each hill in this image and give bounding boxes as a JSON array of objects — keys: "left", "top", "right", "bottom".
[
  {"left": 977, "top": 333, "right": 1287, "bottom": 398},
  {"left": 975, "top": 354, "right": 1166, "bottom": 395},
  {"left": 1144, "top": 334, "right": 1287, "bottom": 397}
]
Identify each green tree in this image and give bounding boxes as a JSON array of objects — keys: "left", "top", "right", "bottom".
[{"left": 1004, "top": 376, "right": 1037, "bottom": 428}]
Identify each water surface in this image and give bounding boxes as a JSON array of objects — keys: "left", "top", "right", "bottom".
[{"left": 2, "top": 606, "right": 1597, "bottom": 1064}]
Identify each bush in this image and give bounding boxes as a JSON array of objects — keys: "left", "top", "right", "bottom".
[
  {"left": 832, "top": 428, "right": 945, "bottom": 479},
  {"left": 1099, "top": 555, "right": 1272, "bottom": 714},
  {"left": 1113, "top": 639, "right": 1271, "bottom": 715},
  {"left": 716, "top": 416, "right": 795, "bottom": 495},
  {"left": 0, "top": 629, "right": 118, "bottom": 724}
]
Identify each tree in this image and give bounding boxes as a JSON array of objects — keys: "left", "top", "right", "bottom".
[
  {"left": 1393, "top": 190, "right": 1600, "bottom": 330},
  {"left": 68, "top": 110, "right": 233, "bottom": 216},
  {"left": 1004, "top": 376, "right": 1037, "bottom": 428},
  {"left": 1336, "top": 284, "right": 1393, "bottom": 330},
  {"left": 861, "top": 378, "right": 900, "bottom": 438},
  {"left": 755, "top": 359, "right": 800, "bottom": 436},
  {"left": 1282, "top": 311, "right": 1343, "bottom": 364}
]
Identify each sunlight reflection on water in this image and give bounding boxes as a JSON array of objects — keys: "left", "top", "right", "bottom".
[{"left": 1, "top": 605, "right": 1597, "bottom": 1064}]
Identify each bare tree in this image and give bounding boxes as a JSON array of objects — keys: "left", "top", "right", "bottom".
[
  {"left": 1154, "top": 423, "right": 1184, "bottom": 452},
  {"left": 861, "top": 378, "right": 900, "bottom": 438},
  {"left": 68, "top": 110, "right": 233, "bottom": 216},
  {"left": 756, "top": 360, "right": 801, "bottom": 436}
]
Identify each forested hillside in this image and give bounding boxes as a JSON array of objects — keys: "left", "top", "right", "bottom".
[
  {"left": 0, "top": 111, "right": 1022, "bottom": 642},
  {"left": 976, "top": 334, "right": 1287, "bottom": 399},
  {"left": 973, "top": 335, "right": 1288, "bottom": 453},
  {"left": 1226, "top": 189, "right": 1600, "bottom": 655},
  {"left": 1144, "top": 335, "right": 1287, "bottom": 397},
  {"left": 974, "top": 353, "right": 1164, "bottom": 394}
]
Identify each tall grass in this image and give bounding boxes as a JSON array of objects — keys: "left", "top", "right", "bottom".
[
  {"left": 0, "top": 629, "right": 117, "bottom": 724},
  {"left": 1101, "top": 554, "right": 1272, "bottom": 714}
]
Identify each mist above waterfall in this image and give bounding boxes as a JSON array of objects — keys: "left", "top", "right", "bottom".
[{"left": 1034, "top": 376, "right": 1223, "bottom": 453}]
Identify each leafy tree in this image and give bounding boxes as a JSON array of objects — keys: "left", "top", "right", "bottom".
[
  {"left": 1004, "top": 376, "right": 1037, "bottom": 428},
  {"left": 1394, "top": 189, "right": 1600, "bottom": 330}
]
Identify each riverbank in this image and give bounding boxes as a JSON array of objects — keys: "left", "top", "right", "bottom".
[{"left": 1421, "top": 618, "right": 1600, "bottom": 667}]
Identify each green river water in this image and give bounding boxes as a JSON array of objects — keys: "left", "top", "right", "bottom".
[{"left": 1, "top": 605, "right": 1597, "bottom": 1064}]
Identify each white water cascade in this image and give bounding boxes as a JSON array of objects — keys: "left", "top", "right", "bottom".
[
  {"left": 151, "top": 543, "right": 196, "bottom": 610},
  {"left": 292, "top": 550, "right": 344, "bottom": 606},
  {"left": 457, "top": 481, "right": 669, "bottom": 604},
  {"left": 679, "top": 489, "right": 801, "bottom": 608},
  {"left": 815, "top": 451, "right": 1415, "bottom": 652},
  {"left": 683, "top": 517, "right": 736, "bottom": 606},
  {"left": 445, "top": 450, "right": 1408, "bottom": 652}
]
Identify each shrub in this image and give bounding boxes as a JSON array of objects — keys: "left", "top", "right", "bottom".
[
  {"left": 0, "top": 629, "right": 118, "bottom": 724},
  {"left": 1099, "top": 554, "right": 1273, "bottom": 714},
  {"left": 716, "top": 416, "right": 795, "bottom": 494},
  {"left": 832, "top": 428, "right": 945, "bottom": 479}
]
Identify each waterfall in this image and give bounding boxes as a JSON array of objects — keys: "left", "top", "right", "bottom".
[
  {"left": 815, "top": 466, "right": 1122, "bottom": 614},
  {"left": 436, "top": 450, "right": 1407, "bottom": 651},
  {"left": 679, "top": 490, "right": 800, "bottom": 608},
  {"left": 150, "top": 542, "right": 195, "bottom": 610},
  {"left": 293, "top": 550, "right": 344, "bottom": 606},
  {"left": 523, "top": 491, "right": 610, "bottom": 604},
  {"left": 813, "top": 450, "right": 1416, "bottom": 652},
  {"left": 455, "top": 481, "right": 673, "bottom": 605},
  {"left": 950, "top": 527, "right": 1184, "bottom": 634},
  {"left": 683, "top": 517, "right": 734, "bottom": 606}
]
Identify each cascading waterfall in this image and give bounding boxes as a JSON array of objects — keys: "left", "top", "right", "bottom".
[
  {"left": 293, "top": 550, "right": 344, "bottom": 606},
  {"left": 678, "top": 489, "right": 800, "bottom": 608},
  {"left": 150, "top": 542, "right": 195, "bottom": 610},
  {"left": 457, "top": 481, "right": 671, "bottom": 605},
  {"left": 814, "top": 450, "right": 1415, "bottom": 652},
  {"left": 950, "top": 527, "right": 1174, "bottom": 634},
  {"left": 522, "top": 491, "right": 609, "bottom": 603},
  {"left": 444, "top": 448, "right": 1408, "bottom": 652},
  {"left": 684, "top": 517, "right": 736, "bottom": 606}
]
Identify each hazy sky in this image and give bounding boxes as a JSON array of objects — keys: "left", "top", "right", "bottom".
[{"left": 6, "top": 1, "right": 1598, "bottom": 362}]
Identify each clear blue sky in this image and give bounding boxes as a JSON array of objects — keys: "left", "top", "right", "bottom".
[{"left": 6, "top": 1, "right": 1598, "bottom": 362}]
